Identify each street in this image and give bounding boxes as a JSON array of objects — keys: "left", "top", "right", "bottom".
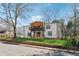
[{"left": 0, "top": 41, "right": 79, "bottom": 56}]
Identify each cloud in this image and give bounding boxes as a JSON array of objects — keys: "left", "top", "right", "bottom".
[{"left": 31, "top": 16, "right": 42, "bottom": 22}]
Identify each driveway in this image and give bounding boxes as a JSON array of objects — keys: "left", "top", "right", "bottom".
[{"left": 0, "top": 41, "right": 79, "bottom": 56}]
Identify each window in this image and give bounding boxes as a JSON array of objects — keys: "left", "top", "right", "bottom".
[
  {"left": 48, "top": 31, "right": 52, "bottom": 36},
  {"left": 46, "top": 25, "right": 50, "bottom": 29},
  {"left": 28, "top": 32, "right": 31, "bottom": 36}
]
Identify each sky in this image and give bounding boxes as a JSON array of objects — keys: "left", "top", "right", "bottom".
[
  {"left": 18, "top": 3, "right": 74, "bottom": 26},
  {"left": 0, "top": 3, "right": 75, "bottom": 27}
]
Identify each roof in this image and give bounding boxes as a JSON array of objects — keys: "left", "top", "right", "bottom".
[{"left": 31, "top": 21, "right": 43, "bottom": 27}]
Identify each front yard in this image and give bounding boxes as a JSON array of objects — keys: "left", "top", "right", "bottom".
[
  {"left": 16, "top": 37, "right": 66, "bottom": 45},
  {"left": 0, "top": 37, "right": 79, "bottom": 50}
]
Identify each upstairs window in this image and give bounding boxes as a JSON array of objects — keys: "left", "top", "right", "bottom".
[{"left": 46, "top": 25, "right": 50, "bottom": 29}]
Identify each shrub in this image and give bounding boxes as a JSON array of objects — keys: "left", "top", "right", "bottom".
[
  {"left": 64, "top": 41, "right": 72, "bottom": 48},
  {"left": 71, "top": 39, "right": 77, "bottom": 47},
  {"left": 63, "top": 38, "right": 79, "bottom": 48},
  {"left": 63, "top": 38, "right": 72, "bottom": 48}
]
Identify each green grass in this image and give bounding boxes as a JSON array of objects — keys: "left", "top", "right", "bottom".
[
  {"left": 0, "top": 34, "right": 8, "bottom": 39},
  {"left": 16, "top": 37, "right": 66, "bottom": 45}
]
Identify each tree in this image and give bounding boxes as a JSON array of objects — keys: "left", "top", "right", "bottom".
[
  {"left": 73, "top": 4, "right": 77, "bottom": 40},
  {"left": 42, "top": 4, "right": 59, "bottom": 23},
  {"left": 0, "top": 3, "right": 33, "bottom": 40},
  {"left": 67, "top": 21, "right": 73, "bottom": 37},
  {"left": 67, "top": 21, "right": 73, "bottom": 29},
  {"left": 73, "top": 3, "right": 79, "bottom": 46}
]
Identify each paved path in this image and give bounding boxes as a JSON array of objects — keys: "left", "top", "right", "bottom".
[{"left": 0, "top": 41, "right": 79, "bottom": 56}]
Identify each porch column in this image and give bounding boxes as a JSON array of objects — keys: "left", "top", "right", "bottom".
[{"left": 40, "top": 31, "right": 43, "bottom": 38}]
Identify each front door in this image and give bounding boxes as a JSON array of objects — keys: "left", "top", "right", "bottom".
[{"left": 36, "top": 31, "right": 40, "bottom": 37}]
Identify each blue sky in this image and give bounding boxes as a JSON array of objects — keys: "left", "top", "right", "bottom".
[
  {"left": 0, "top": 3, "right": 74, "bottom": 26},
  {"left": 18, "top": 3, "right": 74, "bottom": 26}
]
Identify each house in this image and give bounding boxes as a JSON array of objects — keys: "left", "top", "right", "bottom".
[
  {"left": 0, "top": 23, "right": 8, "bottom": 39},
  {"left": 16, "top": 21, "right": 63, "bottom": 39},
  {"left": 0, "top": 20, "right": 14, "bottom": 38},
  {"left": 16, "top": 26, "right": 30, "bottom": 38},
  {"left": 30, "top": 21, "right": 44, "bottom": 38}
]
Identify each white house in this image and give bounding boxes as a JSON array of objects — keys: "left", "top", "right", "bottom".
[
  {"left": 16, "top": 21, "right": 63, "bottom": 39},
  {"left": 16, "top": 26, "right": 30, "bottom": 38}
]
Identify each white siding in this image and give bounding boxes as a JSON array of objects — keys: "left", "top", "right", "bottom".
[
  {"left": 16, "top": 27, "right": 24, "bottom": 37},
  {"left": 44, "top": 23, "right": 62, "bottom": 38},
  {"left": 16, "top": 23, "right": 62, "bottom": 38},
  {"left": 16, "top": 26, "right": 30, "bottom": 38},
  {"left": 24, "top": 26, "right": 30, "bottom": 38}
]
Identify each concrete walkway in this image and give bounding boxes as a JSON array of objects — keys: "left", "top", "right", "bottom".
[{"left": 0, "top": 41, "right": 79, "bottom": 56}]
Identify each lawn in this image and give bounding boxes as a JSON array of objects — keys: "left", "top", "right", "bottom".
[
  {"left": 16, "top": 37, "right": 66, "bottom": 45},
  {"left": 0, "top": 34, "right": 8, "bottom": 39}
]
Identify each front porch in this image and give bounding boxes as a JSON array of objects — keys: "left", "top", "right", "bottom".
[
  {"left": 30, "top": 21, "right": 44, "bottom": 38},
  {"left": 31, "top": 31, "right": 44, "bottom": 38}
]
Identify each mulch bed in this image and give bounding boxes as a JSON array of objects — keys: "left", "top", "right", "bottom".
[{"left": 0, "top": 39, "right": 79, "bottom": 51}]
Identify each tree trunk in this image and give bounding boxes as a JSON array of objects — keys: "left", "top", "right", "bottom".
[{"left": 13, "top": 26, "right": 16, "bottom": 40}]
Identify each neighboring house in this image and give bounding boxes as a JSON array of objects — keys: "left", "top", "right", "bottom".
[
  {"left": 0, "top": 20, "right": 13, "bottom": 38},
  {"left": 16, "top": 26, "right": 30, "bottom": 38},
  {"left": 16, "top": 21, "right": 63, "bottom": 39}
]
